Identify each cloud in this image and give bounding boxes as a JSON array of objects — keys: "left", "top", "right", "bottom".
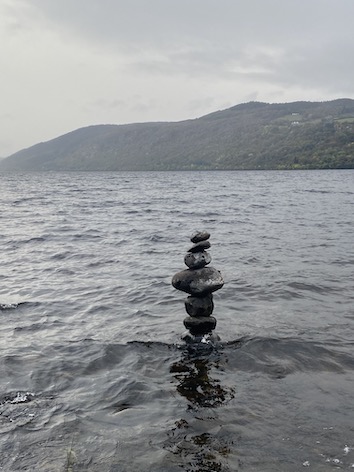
[
  {"left": 25, "top": 0, "right": 354, "bottom": 50},
  {"left": 1, "top": 0, "right": 354, "bottom": 155},
  {"left": 280, "top": 40, "right": 354, "bottom": 94}
]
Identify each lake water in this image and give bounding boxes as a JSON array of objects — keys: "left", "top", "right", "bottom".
[{"left": 1, "top": 170, "right": 354, "bottom": 471}]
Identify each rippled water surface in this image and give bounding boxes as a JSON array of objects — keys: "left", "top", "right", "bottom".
[{"left": 1, "top": 170, "right": 354, "bottom": 471}]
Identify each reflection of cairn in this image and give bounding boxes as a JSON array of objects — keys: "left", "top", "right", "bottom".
[{"left": 172, "top": 231, "right": 224, "bottom": 340}]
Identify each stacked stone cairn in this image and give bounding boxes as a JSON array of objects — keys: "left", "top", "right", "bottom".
[{"left": 172, "top": 231, "right": 224, "bottom": 340}]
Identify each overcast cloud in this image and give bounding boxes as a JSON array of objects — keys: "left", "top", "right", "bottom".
[{"left": 1, "top": 0, "right": 354, "bottom": 156}]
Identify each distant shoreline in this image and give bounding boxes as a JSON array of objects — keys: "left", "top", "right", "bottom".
[{"left": 1, "top": 99, "right": 354, "bottom": 172}]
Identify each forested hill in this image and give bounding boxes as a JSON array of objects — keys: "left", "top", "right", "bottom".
[{"left": 2, "top": 99, "right": 354, "bottom": 171}]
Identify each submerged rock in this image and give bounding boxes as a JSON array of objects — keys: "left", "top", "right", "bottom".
[
  {"left": 182, "top": 331, "right": 221, "bottom": 348},
  {"left": 172, "top": 267, "right": 224, "bottom": 296},
  {"left": 184, "top": 251, "right": 211, "bottom": 269}
]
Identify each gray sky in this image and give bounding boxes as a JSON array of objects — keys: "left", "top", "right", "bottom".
[{"left": 1, "top": 0, "right": 354, "bottom": 156}]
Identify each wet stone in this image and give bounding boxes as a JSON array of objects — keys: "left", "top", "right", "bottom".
[
  {"left": 182, "top": 331, "right": 221, "bottom": 346},
  {"left": 188, "top": 240, "right": 211, "bottom": 253},
  {"left": 185, "top": 294, "right": 214, "bottom": 317},
  {"left": 191, "top": 231, "right": 211, "bottom": 243},
  {"left": 172, "top": 267, "right": 224, "bottom": 296},
  {"left": 184, "top": 251, "right": 211, "bottom": 269},
  {"left": 183, "top": 316, "right": 217, "bottom": 335}
]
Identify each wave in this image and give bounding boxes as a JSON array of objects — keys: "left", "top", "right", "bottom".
[{"left": 35, "top": 335, "right": 354, "bottom": 381}]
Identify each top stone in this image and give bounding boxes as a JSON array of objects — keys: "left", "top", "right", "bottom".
[{"left": 190, "top": 231, "right": 210, "bottom": 243}]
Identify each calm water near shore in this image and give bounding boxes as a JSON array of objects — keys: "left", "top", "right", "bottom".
[{"left": 1, "top": 169, "right": 354, "bottom": 471}]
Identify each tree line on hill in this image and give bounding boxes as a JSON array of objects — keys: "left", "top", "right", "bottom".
[{"left": 1, "top": 99, "right": 354, "bottom": 171}]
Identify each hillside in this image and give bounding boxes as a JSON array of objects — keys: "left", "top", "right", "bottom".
[{"left": 1, "top": 99, "right": 354, "bottom": 171}]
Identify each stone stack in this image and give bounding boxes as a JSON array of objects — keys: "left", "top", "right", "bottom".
[{"left": 172, "top": 231, "right": 224, "bottom": 339}]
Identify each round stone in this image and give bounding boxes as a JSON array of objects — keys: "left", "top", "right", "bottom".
[
  {"left": 191, "top": 231, "right": 210, "bottom": 243},
  {"left": 183, "top": 316, "right": 217, "bottom": 335},
  {"left": 184, "top": 251, "right": 211, "bottom": 269},
  {"left": 172, "top": 267, "right": 224, "bottom": 296},
  {"left": 188, "top": 240, "right": 211, "bottom": 253},
  {"left": 185, "top": 294, "right": 214, "bottom": 317}
]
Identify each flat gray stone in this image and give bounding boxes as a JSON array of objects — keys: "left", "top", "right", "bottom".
[
  {"left": 185, "top": 294, "right": 214, "bottom": 317},
  {"left": 172, "top": 267, "right": 224, "bottom": 296},
  {"left": 188, "top": 240, "right": 211, "bottom": 253},
  {"left": 183, "top": 316, "right": 217, "bottom": 335},
  {"left": 184, "top": 251, "right": 211, "bottom": 269},
  {"left": 191, "top": 231, "right": 210, "bottom": 243}
]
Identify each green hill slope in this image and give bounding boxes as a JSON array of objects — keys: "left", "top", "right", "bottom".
[{"left": 2, "top": 99, "right": 354, "bottom": 171}]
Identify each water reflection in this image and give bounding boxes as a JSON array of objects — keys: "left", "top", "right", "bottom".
[
  {"left": 170, "top": 349, "right": 232, "bottom": 409},
  {"left": 166, "top": 346, "right": 236, "bottom": 471}
]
